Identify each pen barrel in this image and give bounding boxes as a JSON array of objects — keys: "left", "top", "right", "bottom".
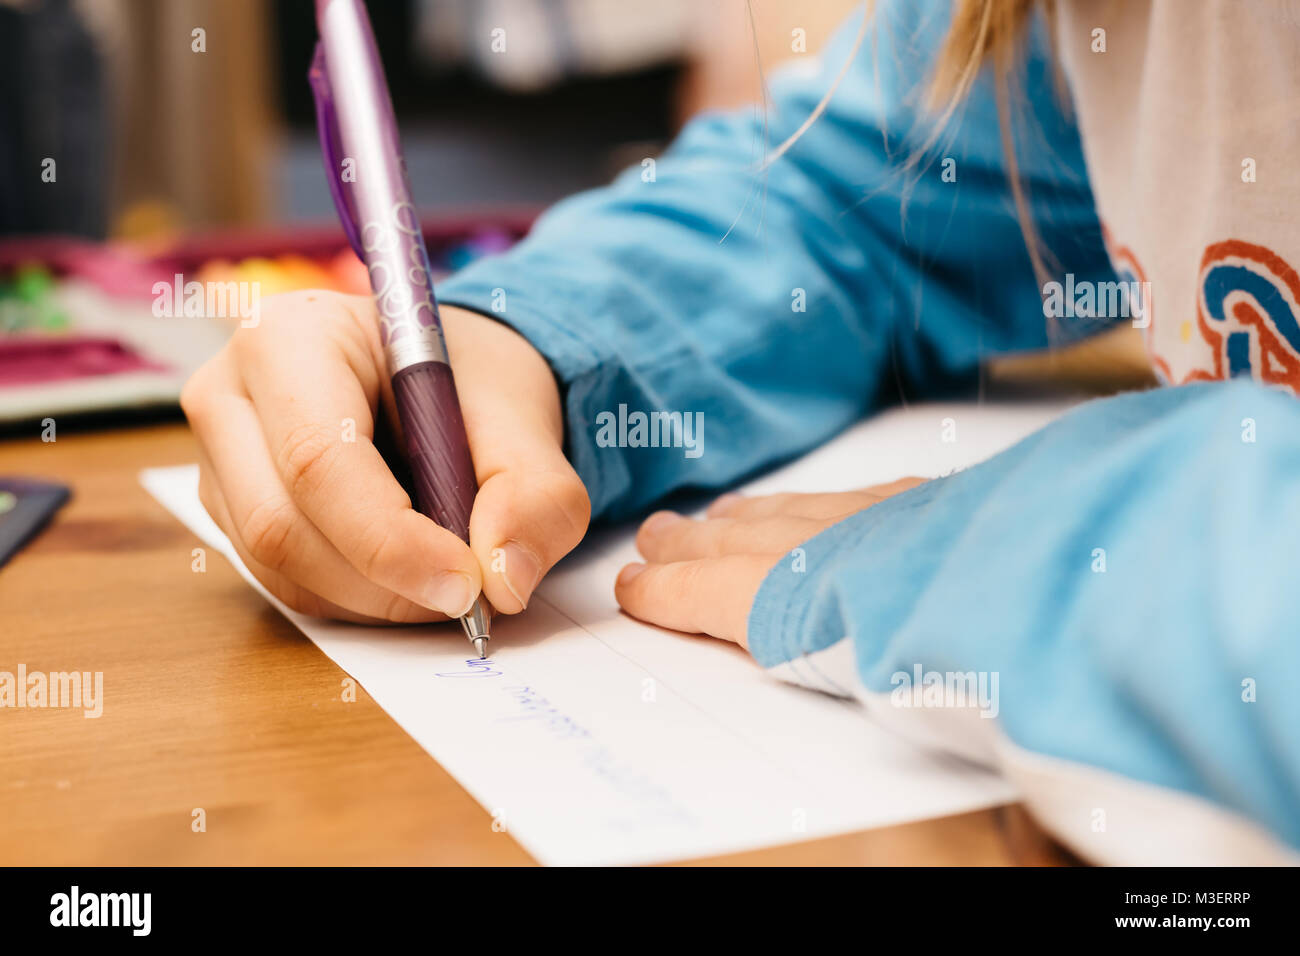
[{"left": 392, "top": 360, "right": 477, "bottom": 542}]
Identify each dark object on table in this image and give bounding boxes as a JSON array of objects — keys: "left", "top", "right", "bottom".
[{"left": 0, "top": 477, "right": 71, "bottom": 570}]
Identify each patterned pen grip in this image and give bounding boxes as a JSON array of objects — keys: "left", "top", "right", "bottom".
[{"left": 392, "top": 361, "right": 478, "bottom": 543}]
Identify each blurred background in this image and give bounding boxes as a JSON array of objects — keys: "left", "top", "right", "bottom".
[
  {"left": 0, "top": 0, "right": 858, "bottom": 239},
  {"left": 0, "top": 0, "right": 1148, "bottom": 433},
  {"left": 0, "top": 0, "right": 862, "bottom": 429}
]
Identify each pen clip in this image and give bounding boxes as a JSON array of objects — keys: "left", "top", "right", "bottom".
[{"left": 309, "top": 42, "right": 365, "bottom": 261}]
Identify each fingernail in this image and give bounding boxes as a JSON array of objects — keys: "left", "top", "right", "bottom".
[
  {"left": 641, "top": 511, "right": 683, "bottom": 535},
  {"left": 709, "top": 493, "right": 742, "bottom": 515},
  {"left": 423, "top": 571, "right": 475, "bottom": 617},
  {"left": 617, "top": 562, "right": 647, "bottom": 586},
  {"left": 498, "top": 539, "right": 542, "bottom": 610}
]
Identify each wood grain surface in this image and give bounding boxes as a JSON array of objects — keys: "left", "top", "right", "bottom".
[{"left": 0, "top": 423, "right": 1073, "bottom": 866}]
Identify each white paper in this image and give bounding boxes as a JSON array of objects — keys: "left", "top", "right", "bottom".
[{"left": 141, "top": 398, "right": 1074, "bottom": 865}]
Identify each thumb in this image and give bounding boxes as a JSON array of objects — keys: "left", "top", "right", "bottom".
[
  {"left": 469, "top": 448, "right": 591, "bottom": 613},
  {"left": 439, "top": 304, "right": 591, "bottom": 613}
]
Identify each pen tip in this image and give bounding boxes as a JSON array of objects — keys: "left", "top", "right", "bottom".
[{"left": 460, "top": 599, "right": 492, "bottom": 658}]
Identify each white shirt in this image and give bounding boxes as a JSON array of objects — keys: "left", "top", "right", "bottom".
[{"left": 1057, "top": 0, "right": 1300, "bottom": 387}]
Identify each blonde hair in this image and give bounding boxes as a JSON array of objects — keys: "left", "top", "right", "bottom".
[
  {"left": 928, "top": 0, "right": 1046, "bottom": 114},
  {"left": 764, "top": 0, "right": 1055, "bottom": 282},
  {"left": 929, "top": 0, "right": 1056, "bottom": 285}
]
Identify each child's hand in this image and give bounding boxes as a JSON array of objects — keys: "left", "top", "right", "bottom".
[
  {"left": 181, "top": 292, "right": 590, "bottom": 624},
  {"left": 615, "top": 478, "right": 926, "bottom": 646}
]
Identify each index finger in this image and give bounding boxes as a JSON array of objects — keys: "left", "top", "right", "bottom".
[
  {"left": 614, "top": 555, "right": 774, "bottom": 647},
  {"left": 234, "top": 294, "right": 483, "bottom": 616}
]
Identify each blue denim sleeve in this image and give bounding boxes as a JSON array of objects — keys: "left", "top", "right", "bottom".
[
  {"left": 748, "top": 380, "right": 1300, "bottom": 853},
  {"left": 437, "top": 0, "right": 1115, "bottom": 520}
]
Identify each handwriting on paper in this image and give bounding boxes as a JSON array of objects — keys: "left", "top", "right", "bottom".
[{"left": 434, "top": 658, "right": 502, "bottom": 678}]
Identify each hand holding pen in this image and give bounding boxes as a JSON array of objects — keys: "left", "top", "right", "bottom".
[{"left": 178, "top": 3, "right": 590, "bottom": 645}]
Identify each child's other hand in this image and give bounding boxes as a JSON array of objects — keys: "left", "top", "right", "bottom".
[
  {"left": 181, "top": 293, "right": 589, "bottom": 624},
  {"left": 615, "top": 478, "right": 926, "bottom": 646}
]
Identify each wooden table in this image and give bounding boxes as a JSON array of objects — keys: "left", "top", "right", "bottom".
[{"left": 0, "top": 422, "right": 1073, "bottom": 865}]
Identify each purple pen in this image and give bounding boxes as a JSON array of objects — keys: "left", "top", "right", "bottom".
[{"left": 310, "top": 0, "right": 491, "bottom": 656}]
